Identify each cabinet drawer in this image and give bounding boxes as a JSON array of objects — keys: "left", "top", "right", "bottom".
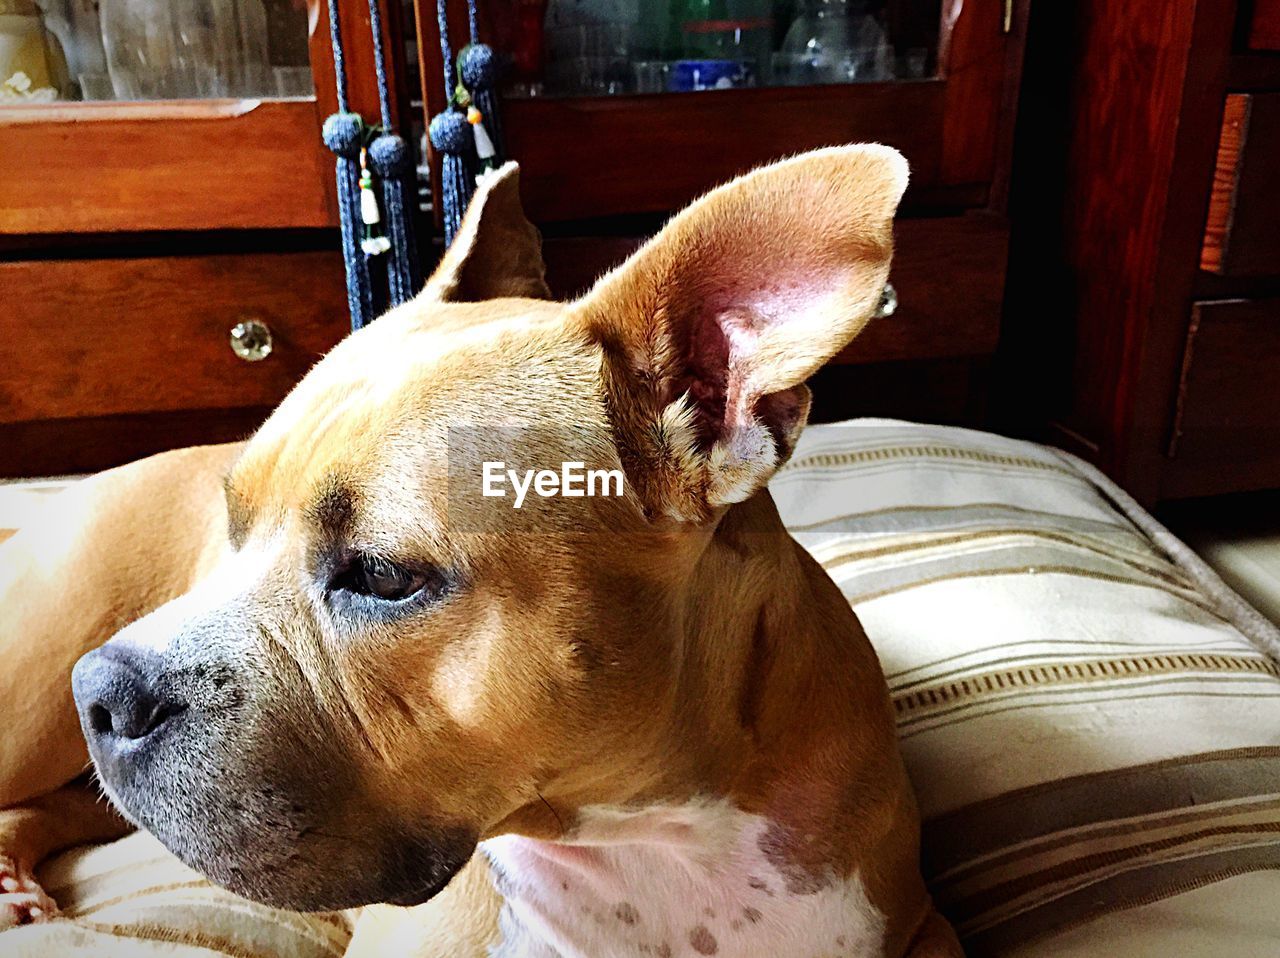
[
  {"left": 1201, "top": 94, "right": 1280, "bottom": 276},
  {"left": 1169, "top": 298, "right": 1280, "bottom": 472},
  {"left": 0, "top": 253, "right": 349, "bottom": 426},
  {"left": 541, "top": 214, "right": 1008, "bottom": 365}
]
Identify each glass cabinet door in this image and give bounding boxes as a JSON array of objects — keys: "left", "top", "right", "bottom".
[
  {"left": 418, "top": 0, "right": 1014, "bottom": 223},
  {"left": 492, "top": 0, "right": 940, "bottom": 98},
  {"left": 0, "top": 0, "right": 313, "bottom": 103}
]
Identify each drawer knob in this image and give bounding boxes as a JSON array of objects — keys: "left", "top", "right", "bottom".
[
  {"left": 875, "top": 283, "right": 898, "bottom": 319},
  {"left": 229, "top": 319, "right": 273, "bottom": 362}
]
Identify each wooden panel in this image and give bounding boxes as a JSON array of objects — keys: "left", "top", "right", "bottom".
[
  {"left": 1249, "top": 0, "right": 1280, "bottom": 49},
  {"left": 834, "top": 214, "right": 1007, "bottom": 363},
  {"left": 0, "top": 253, "right": 349, "bottom": 425},
  {"left": 1166, "top": 298, "right": 1280, "bottom": 489},
  {"left": 940, "top": 0, "right": 1009, "bottom": 187},
  {"left": 1227, "top": 52, "right": 1280, "bottom": 89},
  {"left": 503, "top": 82, "right": 945, "bottom": 223},
  {"left": 1199, "top": 93, "right": 1280, "bottom": 277},
  {"left": 538, "top": 214, "right": 1007, "bottom": 364},
  {"left": 1200, "top": 93, "right": 1248, "bottom": 273},
  {"left": 0, "top": 101, "right": 335, "bottom": 234},
  {"left": 0, "top": 0, "right": 409, "bottom": 235},
  {"left": 1008, "top": 0, "right": 1236, "bottom": 503}
]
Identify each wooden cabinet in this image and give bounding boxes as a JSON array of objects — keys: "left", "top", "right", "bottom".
[
  {"left": 1168, "top": 298, "right": 1280, "bottom": 485},
  {"left": 1004, "top": 0, "right": 1280, "bottom": 503},
  {"left": 1201, "top": 93, "right": 1280, "bottom": 277},
  {"left": 2, "top": 0, "right": 1026, "bottom": 477},
  {"left": 0, "top": 254, "right": 349, "bottom": 422},
  {"left": 416, "top": 0, "right": 1028, "bottom": 395},
  {"left": 1249, "top": 0, "right": 1280, "bottom": 49},
  {"left": 0, "top": 1, "right": 409, "bottom": 235},
  {"left": 0, "top": 0, "right": 412, "bottom": 476}
]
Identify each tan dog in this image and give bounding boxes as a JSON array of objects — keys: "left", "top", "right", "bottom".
[{"left": 0, "top": 146, "right": 961, "bottom": 957}]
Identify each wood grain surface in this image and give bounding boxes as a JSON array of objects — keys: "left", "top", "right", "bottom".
[{"left": 0, "top": 253, "right": 349, "bottom": 425}]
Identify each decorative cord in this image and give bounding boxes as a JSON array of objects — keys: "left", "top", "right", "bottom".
[
  {"left": 427, "top": 0, "right": 505, "bottom": 245},
  {"left": 322, "top": 0, "right": 424, "bottom": 331}
]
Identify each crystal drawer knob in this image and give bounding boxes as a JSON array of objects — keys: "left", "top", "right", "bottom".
[
  {"left": 229, "top": 319, "right": 273, "bottom": 362},
  {"left": 875, "top": 283, "right": 898, "bottom": 319}
]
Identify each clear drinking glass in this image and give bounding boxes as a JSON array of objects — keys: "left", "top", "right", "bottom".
[
  {"left": 98, "top": 0, "right": 301, "bottom": 100},
  {"left": 778, "top": 0, "right": 892, "bottom": 85}
]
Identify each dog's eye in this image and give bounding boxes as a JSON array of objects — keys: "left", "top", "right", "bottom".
[{"left": 331, "top": 555, "right": 430, "bottom": 603}]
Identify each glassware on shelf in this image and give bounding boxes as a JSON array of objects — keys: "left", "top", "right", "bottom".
[
  {"left": 544, "top": 0, "right": 638, "bottom": 94},
  {"left": 0, "top": 0, "right": 70, "bottom": 100},
  {"left": 99, "top": 0, "right": 275, "bottom": 100},
  {"left": 776, "top": 0, "right": 892, "bottom": 85},
  {"left": 670, "top": 0, "right": 771, "bottom": 87},
  {"left": 35, "top": 0, "right": 108, "bottom": 99},
  {"left": 218, "top": 0, "right": 270, "bottom": 96},
  {"left": 631, "top": 57, "right": 668, "bottom": 92},
  {"left": 509, "top": 0, "right": 929, "bottom": 98}
]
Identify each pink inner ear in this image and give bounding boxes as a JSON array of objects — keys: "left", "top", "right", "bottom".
[{"left": 675, "top": 269, "right": 833, "bottom": 450}]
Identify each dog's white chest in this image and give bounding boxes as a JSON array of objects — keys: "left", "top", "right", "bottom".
[{"left": 481, "top": 801, "right": 885, "bottom": 958}]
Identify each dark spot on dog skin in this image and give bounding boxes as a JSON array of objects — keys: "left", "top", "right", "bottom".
[
  {"left": 689, "top": 926, "right": 719, "bottom": 955},
  {"left": 743, "top": 907, "right": 762, "bottom": 924},
  {"left": 562, "top": 881, "right": 570, "bottom": 891},
  {"left": 836, "top": 935, "right": 847, "bottom": 947},
  {"left": 655, "top": 946, "right": 673, "bottom": 958},
  {"left": 615, "top": 902, "right": 639, "bottom": 925},
  {"left": 757, "top": 822, "right": 832, "bottom": 896},
  {"left": 703, "top": 906, "right": 715, "bottom": 918},
  {"left": 747, "top": 876, "right": 774, "bottom": 896},
  {"left": 731, "top": 920, "right": 743, "bottom": 931}
]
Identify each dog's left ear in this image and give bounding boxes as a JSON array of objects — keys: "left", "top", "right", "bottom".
[
  {"left": 576, "top": 145, "right": 908, "bottom": 523},
  {"left": 423, "top": 162, "right": 552, "bottom": 302}
]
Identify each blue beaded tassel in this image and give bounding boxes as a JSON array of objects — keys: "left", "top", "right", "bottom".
[
  {"left": 320, "top": 0, "right": 375, "bottom": 330},
  {"left": 322, "top": 0, "right": 423, "bottom": 330},
  {"left": 428, "top": 0, "right": 506, "bottom": 245},
  {"left": 365, "top": 0, "right": 422, "bottom": 307},
  {"left": 429, "top": 110, "right": 474, "bottom": 245}
]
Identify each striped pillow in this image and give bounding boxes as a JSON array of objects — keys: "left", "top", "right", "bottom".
[
  {"left": 772, "top": 420, "right": 1280, "bottom": 956},
  {"left": 5, "top": 832, "right": 351, "bottom": 957}
]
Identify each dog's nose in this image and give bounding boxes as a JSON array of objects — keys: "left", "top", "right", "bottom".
[{"left": 72, "top": 647, "right": 185, "bottom": 747}]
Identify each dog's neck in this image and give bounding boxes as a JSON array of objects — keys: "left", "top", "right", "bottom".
[
  {"left": 481, "top": 492, "right": 908, "bottom": 957},
  {"left": 482, "top": 797, "right": 886, "bottom": 958}
]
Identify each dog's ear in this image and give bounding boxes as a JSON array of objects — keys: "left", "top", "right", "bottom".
[
  {"left": 577, "top": 145, "right": 908, "bottom": 523},
  {"left": 423, "top": 162, "right": 552, "bottom": 302}
]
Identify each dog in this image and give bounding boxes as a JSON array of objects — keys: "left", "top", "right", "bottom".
[{"left": 0, "top": 146, "right": 962, "bottom": 957}]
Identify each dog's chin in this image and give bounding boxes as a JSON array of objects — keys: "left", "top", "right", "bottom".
[
  {"left": 163, "top": 819, "right": 477, "bottom": 911},
  {"left": 99, "top": 778, "right": 476, "bottom": 911},
  {"left": 207, "top": 843, "right": 475, "bottom": 912}
]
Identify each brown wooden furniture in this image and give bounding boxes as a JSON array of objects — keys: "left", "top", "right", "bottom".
[
  {"left": 0, "top": 0, "right": 411, "bottom": 477},
  {"left": 417, "top": 0, "right": 1029, "bottom": 412},
  {"left": 1002, "top": 0, "right": 1280, "bottom": 503},
  {"left": 3, "top": 0, "right": 1027, "bottom": 477}
]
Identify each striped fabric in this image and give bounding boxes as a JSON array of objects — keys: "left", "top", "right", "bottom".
[
  {"left": 3, "top": 419, "right": 1279, "bottom": 956},
  {"left": 772, "top": 421, "right": 1280, "bottom": 956},
  {"left": 2, "top": 832, "right": 352, "bottom": 957}
]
